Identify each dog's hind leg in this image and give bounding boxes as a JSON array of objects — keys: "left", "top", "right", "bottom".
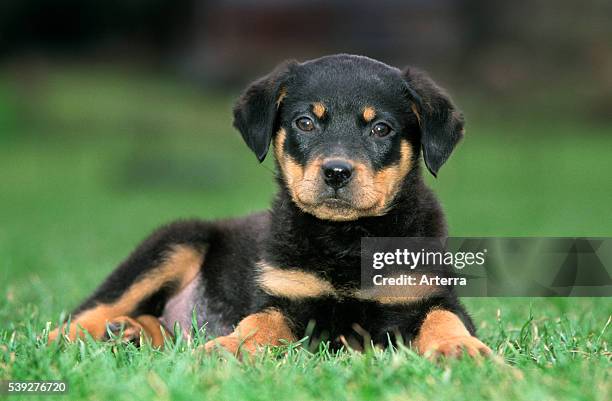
[{"left": 48, "top": 220, "right": 210, "bottom": 345}]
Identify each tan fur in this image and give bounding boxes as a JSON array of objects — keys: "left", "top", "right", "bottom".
[
  {"left": 312, "top": 102, "right": 326, "bottom": 119},
  {"left": 292, "top": 156, "right": 324, "bottom": 205},
  {"left": 275, "top": 128, "right": 324, "bottom": 217},
  {"left": 363, "top": 106, "right": 376, "bottom": 122},
  {"left": 275, "top": 128, "right": 303, "bottom": 195},
  {"left": 256, "top": 261, "right": 336, "bottom": 299},
  {"left": 257, "top": 261, "right": 439, "bottom": 305},
  {"left": 370, "top": 140, "right": 413, "bottom": 211},
  {"left": 275, "top": 126, "right": 414, "bottom": 221},
  {"left": 204, "top": 309, "right": 295, "bottom": 355},
  {"left": 104, "top": 315, "right": 165, "bottom": 348},
  {"left": 349, "top": 140, "right": 413, "bottom": 217},
  {"left": 413, "top": 310, "right": 492, "bottom": 358},
  {"left": 353, "top": 279, "right": 442, "bottom": 304},
  {"left": 48, "top": 245, "right": 203, "bottom": 343},
  {"left": 135, "top": 315, "right": 166, "bottom": 347},
  {"left": 276, "top": 87, "right": 287, "bottom": 109},
  {"left": 410, "top": 103, "right": 421, "bottom": 127}
]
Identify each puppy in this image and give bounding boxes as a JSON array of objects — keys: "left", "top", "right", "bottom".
[{"left": 49, "top": 54, "right": 491, "bottom": 358}]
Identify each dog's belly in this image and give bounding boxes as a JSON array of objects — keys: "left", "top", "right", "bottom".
[{"left": 160, "top": 276, "right": 233, "bottom": 338}]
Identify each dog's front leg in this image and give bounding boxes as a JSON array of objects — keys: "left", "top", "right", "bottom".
[
  {"left": 204, "top": 308, "right": 295, "bottom": 356},
  {"left": 414, "top": 309, "right": 491, "bottom": 359}
]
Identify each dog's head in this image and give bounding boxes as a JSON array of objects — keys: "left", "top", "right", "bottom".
[{"left": 233, "top": 54, "right": 464, "bottom": 221}]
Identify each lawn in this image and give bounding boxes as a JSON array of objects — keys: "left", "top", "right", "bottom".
[{"left": 0, "top": 67, "right": 610, "bottom": 401}]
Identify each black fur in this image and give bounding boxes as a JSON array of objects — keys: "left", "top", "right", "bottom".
[
  {"left": 66, "top": 54, "right": 477, "bottom": 350},
  {"left": 402, "top": 67, "right": 464, "bottom": 177},
  {"left": 232, "top": 60, "right": 297, "bottom": 162}
]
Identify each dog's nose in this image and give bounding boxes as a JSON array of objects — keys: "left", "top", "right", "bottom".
[{"left": 322, "top": 159, "right": 353, "bottom": 189}]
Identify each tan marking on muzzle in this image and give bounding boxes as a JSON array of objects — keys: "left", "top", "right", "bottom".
[
  {"left": 275, "top": 128, "right": 329, "bottom": 209},
  {"left": 274, "top": 129, "right": 413, "bottom": 221},
  {"left": 350, "top": 140, "right": 413, "bottom": 216},
  {"left": 371, "top": 140, "right": 413, "bottom": 210}
]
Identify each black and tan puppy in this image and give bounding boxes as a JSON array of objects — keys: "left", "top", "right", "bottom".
[{"left": 49, "top": 54, "right": 491, "bottom": 358}]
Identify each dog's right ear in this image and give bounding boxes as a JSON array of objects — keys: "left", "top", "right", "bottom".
[{"left": 233, "top": 60, "right": 297, "bottom": 162}]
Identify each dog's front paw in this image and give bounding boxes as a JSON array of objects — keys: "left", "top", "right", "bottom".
[{"left": 420, "top": 335, "right": 492, "bottom": 359}]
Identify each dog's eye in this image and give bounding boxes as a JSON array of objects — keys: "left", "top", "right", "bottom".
[
  {"left": 296, "top": 117, "right": 315, "bottom": 132},
  {"left": 371, "top": 122, "right": 391, "bottom": 137}
]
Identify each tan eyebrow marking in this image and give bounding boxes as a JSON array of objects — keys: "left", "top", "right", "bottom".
[
  {"left": 363, "top": 106, "right": 376, "bottom": 122},
  {"left": 312, "top": 102, "right": 326, "bottom": 119}
]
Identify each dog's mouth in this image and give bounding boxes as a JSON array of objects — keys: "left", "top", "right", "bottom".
[
  {"left": 321, "top": 197, "right": 354, "bottom": 209},
  {"left": 294, "top": 194, "right": 385, "bottom": 221},
  {"left": 307, "top": 194, "right": 369, "bottom": 211},
  {"left": 287, "top": 175, "right": 389, "bottom": 221}
]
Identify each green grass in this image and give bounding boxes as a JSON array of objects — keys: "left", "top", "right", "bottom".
[{"left": 0, "top": 66, "right": 610, "bottom": 401}]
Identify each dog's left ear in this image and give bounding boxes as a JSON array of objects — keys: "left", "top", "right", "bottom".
[
  {"left": 402, "top": 67, "right": 465, "bottom": 177},
  {"left": 233, "top": 60, "right": 297, "bottom": 162}
]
